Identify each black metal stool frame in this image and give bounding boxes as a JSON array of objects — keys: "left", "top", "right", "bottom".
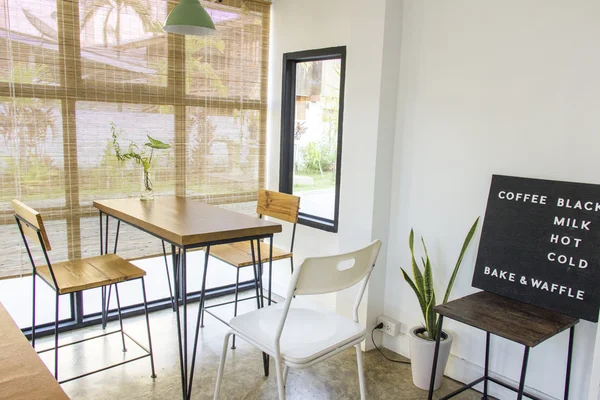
[
  {"left": 428, "top": 315, "right": 575, "bottom": 400},
  {"left": 15, "top": 213, "right": 156, "bottom": 384}
]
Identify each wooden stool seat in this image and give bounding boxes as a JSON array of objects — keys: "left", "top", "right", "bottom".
[
  {"left": 435, "top": 291, "right": 578, "bottom": 347},
  {"left": 210, "top": 241, "right": 292, "bottom": 268},
  {"left": 429, "top": 291, "right": 579, "bottom": 400},
  {"left": 37, "top": 254, "right": 146, "bottom": 295}
]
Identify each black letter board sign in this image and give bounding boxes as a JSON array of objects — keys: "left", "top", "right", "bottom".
[{"left": 472, "top": 175, "right": 600, "bottom": 322}]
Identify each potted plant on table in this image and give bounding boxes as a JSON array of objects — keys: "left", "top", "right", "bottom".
[
  {"left": 111, "top": 122, "right": 171, "bottom": 201},
  {"left": 401, "top": 217, "right": 479, "bottom": 390}
]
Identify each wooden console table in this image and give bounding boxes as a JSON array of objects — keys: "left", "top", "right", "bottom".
[
  {"left": 428, "top": 291, "right": 578, "bottom": 400},
  {"left": 0, "top": 302, "right": 69, "bottom": 399}
]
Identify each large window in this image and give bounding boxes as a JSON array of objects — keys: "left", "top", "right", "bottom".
[
  {"left": 279, "top": 47, "right": 346, "bottom": 232},
  {"left": 0, "top": 0, "right": 270, "bottom": 330}
]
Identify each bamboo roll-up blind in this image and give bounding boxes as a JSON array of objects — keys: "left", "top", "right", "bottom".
[{"left": 0, "top": 0, "right": 271, "bottom": 279}]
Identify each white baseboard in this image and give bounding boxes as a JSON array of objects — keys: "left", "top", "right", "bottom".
[{"left": 382, "top": 333, "right": 559, "bottom": 400}]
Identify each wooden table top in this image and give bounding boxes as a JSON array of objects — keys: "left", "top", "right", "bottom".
[
  {"left": 435, "top": 291, "right": 579, "bottom": 347},
  {"left": 0, "top": 303, "right": 69, "bottom": 399},
  {"left": 93, "top": 196, "right": 282, "bottom": 247}
]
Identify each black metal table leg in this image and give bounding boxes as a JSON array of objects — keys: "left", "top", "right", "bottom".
[
  {"left": 99, "top": 212, "right": 106, "bottom": 329},
  {"left": 268, "top": 234, "right": 273, "bottom": 306},
  {"left": 182, "top": 248, "right": 188, "bottom": 398},
  {"left": 172, "top": 247, "right": 186, "bottom": 400},
  {"left": 517, "top": 346, "right": 530, "bottom": 400},
  {"left": 232, "top": 267, "right": 240, "bottom": 349},
  {"left": 251, "top": 240, "right": 261, "bottom": 309},
  {"left": 162, "top": 241, "right": 176, "bottom": 311},
  {"left": 99, "top": 211, "right": 103, "bottom": 255},
  {"left": 428, "top": 316, "right": 444, "bottom": 400},
  {"left": 484, "top": 331, "right": 490, "bottom": 399},
  {"left": 113, "top": 220, "right": 120, "bottom": 253},
  {"left": 256, "top": 242, "right": 264, "bottom": 308},
  {"left": 187, "top": 246, "right": 211, "bottom": 398},
  {"left": 104, "top": 214, "right": 109, "bottom": 255},
  {"left": 564, "top": 326, "right": 575, "bottom": 400}
]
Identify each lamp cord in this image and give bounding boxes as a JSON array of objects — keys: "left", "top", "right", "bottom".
[{"left": 371, "top": 324, "right": 411, "bottom": 365}]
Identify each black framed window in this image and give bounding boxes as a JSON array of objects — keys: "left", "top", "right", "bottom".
[{"left": 279, "top": 46, "right": 346, "bottom": 233}]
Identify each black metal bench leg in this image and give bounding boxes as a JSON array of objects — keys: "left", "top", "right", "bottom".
[
  {"left": 517, "top": 346, "right": 530, "bottom": 400},
  {"left": 564, "top": 326, "right": 575, "bottom": 400},
  {"left": 428, "top": 315, "right": 444, "bottom": 400},
  {"left": 483, "top": 331, "right": 490, "bottom": 399}
]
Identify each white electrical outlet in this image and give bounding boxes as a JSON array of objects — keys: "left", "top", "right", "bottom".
[{"left": 377, "top": 315, "right": 400, "bottom": 336}]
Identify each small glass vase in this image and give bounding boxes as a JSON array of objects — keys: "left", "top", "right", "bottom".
[{"left": 140, "top": 169, "right": 154, "bottom": 201}]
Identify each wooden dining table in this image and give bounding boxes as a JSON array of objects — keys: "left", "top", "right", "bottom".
[
  {"left": 93, "top": 196, "right": 282, "bottom": 400},
  {"left": 0, "top": 302, "right": 69, "bottom": 400}
]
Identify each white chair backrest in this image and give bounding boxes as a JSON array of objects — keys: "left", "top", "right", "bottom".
[
  {"left": 273, "top": 240, "right": 382, "bottom": 349},
  {"left": 293, "top": 240, "right": 382, "bottom": 296}
]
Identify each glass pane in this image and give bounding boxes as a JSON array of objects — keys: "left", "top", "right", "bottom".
[
  {"left": 0, "top": 0, "right": 61, "bottom": 86},
  {"left": 79, "top": 0, "right": 168, "bottom": 86},
  {"left": 292, "top": 59, "right": 341, "bottom": 221},
  {"left": 0, "top": 97, "right": 64, "bottom": 211},
  {"left": 0, "top": 219, "right": 72, "bottom": 328},
  {"left": 186, "top": 107, "right": 260, "bottom": 200},
  {"left": 0, "top": 276, "right": 72, "bottom": 328},
  {"left": 76, "top": 101, "right": 175, "bottom": 204},
  {"left": 186, "top": 2, "right": 265, "bottom": 100}
]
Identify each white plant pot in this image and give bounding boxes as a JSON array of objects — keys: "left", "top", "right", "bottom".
[{"left": 408, "top": 326, "right": 453, "bottom": 391}]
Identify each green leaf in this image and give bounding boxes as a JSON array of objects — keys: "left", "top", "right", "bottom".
[
  {"left": 409, "top": 229, "right": 425, "bottom": 297},
  {"left": 425, "top": 293, "right": 437, "bottom": 340},
  {"left": 145, "top": 135, "right": 171, "bottom": 150},
  {"left": 423, "top": 240, "right": 434, "bottom": 309},
  {"left": 401, "top": 268, "right": 427, "bottom": 322},
  {"left": 442, "top": 217, "right": 480, "bottom": 304}
]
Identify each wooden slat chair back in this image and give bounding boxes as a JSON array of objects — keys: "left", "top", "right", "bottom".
[
  {"left": 257, "top": 189, "right": 300, "bottom": 224},
  {"left": 12, "top": 200, "right": 52, "bottom": 251}
]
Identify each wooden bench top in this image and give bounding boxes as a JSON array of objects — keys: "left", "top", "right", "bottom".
[
  {"left": 0, "top": 302, "right": 69, "bottom": 399},
  {"left": 435, "top": 291, "right": 579, "bottom": 347}
]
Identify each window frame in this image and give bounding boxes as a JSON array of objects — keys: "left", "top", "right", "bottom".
[
  {"left": 0, "top": 0, "right": 271, "bottom": 338},
  {"left": 279, "top": 46, "right": 346, "bottom": 233}
]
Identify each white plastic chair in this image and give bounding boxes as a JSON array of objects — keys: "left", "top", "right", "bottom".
[{"left": 213, "top": 240, "right": 382, "bottom": 400}]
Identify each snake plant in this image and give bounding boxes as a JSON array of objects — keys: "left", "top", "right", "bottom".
[{"left": 401, "top": 217, "right": 479, "bottom": 341}]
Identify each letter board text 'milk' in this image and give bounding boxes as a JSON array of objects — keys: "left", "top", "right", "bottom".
[{"left": 472, "top": 175, "right": 600, "bottom": 322}]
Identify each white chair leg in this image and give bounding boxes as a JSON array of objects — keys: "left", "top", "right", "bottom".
[
  {"left": 275, "top": 357, "right": 286, "bottom": 400},
  {"left": 355, "top": 343, "right": 366, "bottom": 400},
  {"left": 214, "top": 332, "right": 233, "bottom": 400},
  {"left": 283, "top": 365, "right": 289, "bottom": 386}
]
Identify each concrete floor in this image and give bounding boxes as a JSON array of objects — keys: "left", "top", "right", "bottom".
[{"left": 36, "top": 293, "right": 482, "bottom": 400}]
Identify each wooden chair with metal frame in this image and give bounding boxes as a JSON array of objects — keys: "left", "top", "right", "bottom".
[
  {"left": 12, "top": 200, "right": 156, "bottom": 384},
  {"left": 200, "top": 189, "right": 300, "bottom": 348}
]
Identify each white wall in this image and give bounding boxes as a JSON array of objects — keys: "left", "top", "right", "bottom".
[
  {"left": 267, "top": 0, "right": 400, "bottom": 332},
  {"left": 383, "top": 1, "right": 600, "bottom": 399}
]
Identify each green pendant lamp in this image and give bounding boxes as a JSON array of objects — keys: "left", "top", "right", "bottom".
[{"left": 164, "top": 0, "right": 216, "bottom": 36}]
